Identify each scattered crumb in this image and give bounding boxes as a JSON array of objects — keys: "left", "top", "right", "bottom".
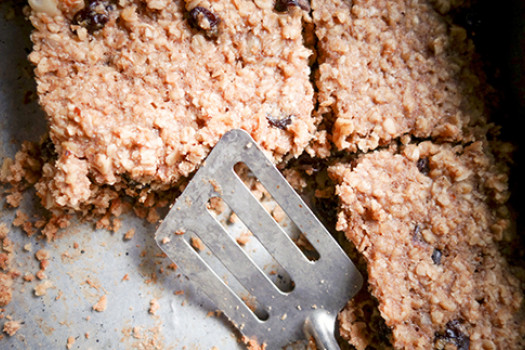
[
  {"left": 190, "top": 237, "right": 205, "bottom": 252},
  {"left": 35, "top": 270, "right": 46, "bottom": 280},
  {"left": 35, "top": 249, "right": 49, "bottom": 261},
  {"left": 174, "top": 290, "right": 184, "bottom": 296},
  {"left": 93, "top": 295, "right": 107, "bottom": 312},
  {"left": 228, "top": 212, "right": 238, "bottom": 224},
  {"left": 55, "top": 290, "right": 63, "bottom": 301},
  {"left": 6, "top": 192, "right": 23, "bottom": 208},
  {"left": 122, "top": 274, "right": 130, "bottom": 281},
  {"left": 3, "top": 320, "right": 22, "bottom": 336},
  {"left": 34, "top": 280, "right": 54, "bottom": 296},
  {"left": 23, "top": 243, "right": 32, "bottom": 252},
  {"left": 174, "top": 230, "right": 184, "bottom": 236},
  {"left": 0, "top": 224, "right": 8, "bottom": 239},
  {"left": 236, "top": 231, "right": 252, "bottom": 246},
  {"left": 161, "top": 237, "right": 170, "bottom": 244},
  {"left": 149, "top": 299, "right": 160, "bottom": 315},
  {"left": 146, "top": 208, "right": 160, "bottom": 223},
  {"left": 23, "top": 274, "right": 35, "bottom": 282},
  {"left": 12, "top": 211, "right": 29, "bottom": 227},
  {"left": 84, "top": 332, "right": 89, "bottom": 339},
  {"left": 111, "top": 218, "right": 122, "bottom": 232},
  {"left": 0, "top": 272, "right": 13, "bottom": 306},
  {"left": 242, "top": 336, "right": 267, "bottom": 350},
  {"left": 73, "top": 242, "right": 79, "bottom": 249},
  {"left": 167, "top": 263, "right": 177, "bottom": 270},
  {"left": 132, "top": 326, "right": 143, "bottom": 339},
  {"left": 66, "top": 335, "right": 75, "bottom": 349},
  {"left": 271, "top": 206, "right": 286, "bottom": 223},
  {"left": 123, "top": 229, "right": 135, "bottom": 241}
]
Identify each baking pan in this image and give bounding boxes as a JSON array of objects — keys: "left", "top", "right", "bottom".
[{"left": 1, "top": 0, "right": 523, "bottom": 349}]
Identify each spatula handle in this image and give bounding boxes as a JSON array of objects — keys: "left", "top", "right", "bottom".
[{"left": 303, "top": 310, "right": 340, "bottom": 350}]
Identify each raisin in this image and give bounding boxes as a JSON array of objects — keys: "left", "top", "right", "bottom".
[
  {"left": 40, "top": 136, "right": 57, "bottom": 161},
  {"left": 435, "top": 320, "right": 470, "bottom": 350},
  {"left": 412, "top": 223, "right": 425, "bottom": 245},
  {"left": 431, "top": 248, "right": 442, "bottom": 265},
  {"left": 416, "top": 157, "right": 430, "bottom": 175},
  {"left": 267, "top": 115, "right": 293, "bottom": 130},
  {"left": 188, "top": 7, "right": 220, "bottom": 39},
  {"left": 73, "top": 0, "right": 112, "bottom": 33},
  {"left": 275, "top": 0, "right": 310, "bottom": 13}
]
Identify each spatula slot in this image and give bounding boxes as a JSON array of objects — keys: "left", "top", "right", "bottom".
[
  {"left": 234, "top": 162, "right": 320, "bottom": 262},
  {"left": 181, "top": 230, "right": 270, "bottom": 321},
  {"left": 207, "top": 197, "right": 294, "bottom": 293}
]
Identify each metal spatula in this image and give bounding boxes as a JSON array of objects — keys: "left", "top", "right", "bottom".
[{"left": 154, "top": 129, "right": 362, "bottom": 349}]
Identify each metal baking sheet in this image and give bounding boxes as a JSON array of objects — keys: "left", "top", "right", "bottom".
[{"left": 1, "top": 3, "right": 312, "bottom": 349}]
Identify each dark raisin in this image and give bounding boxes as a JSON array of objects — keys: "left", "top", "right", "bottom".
[
  {"left": 275, "top": 0, "right": 310, "bottom": 13},
  {"left": 40, "top": 136, "right": 57, "bottom": 161},
  {"left": 412, "top": 223, "right": 425, "bottom": 245},
  {"left": 435, "top": 320, "right": 470, "bottom": 350},
  {"left": 416, "top": 157, "right": 430, "bottom": 175},
  {"left": 73, "top": 0, "right": 112, "bottom": 33},
  {"left": 431, "top": 248, "right": 442, "bottom": 265},
  {"left": 187, "top": 6, "right": 220, "bottom": 39},
  {"left": 267, "top": 115, "right": 293, "bottom": 130}
]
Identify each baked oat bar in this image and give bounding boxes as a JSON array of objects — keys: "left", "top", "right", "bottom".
[
  {"left": 330, "top": 141, "right": 525, "bottom": 349},
  {"left": 28, "top": 0, "right": 314, "bottom": 210},
  {"left": 312, "top": 0, "right": 487, "bottom": 152}
]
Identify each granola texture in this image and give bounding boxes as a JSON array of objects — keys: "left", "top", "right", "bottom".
[
  {"left": 312, "top": 0, "right": 487, "bottom": 153},
  {"left": 28, "top": 0, "right": 314, "bottom": 210},
  {"left": 330, "top": 141, "right": 525, "bottom": 349}
]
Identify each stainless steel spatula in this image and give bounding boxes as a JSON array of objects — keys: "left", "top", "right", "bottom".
[{"left": 154, "top": 129, "right": 362, "bottom": 349}]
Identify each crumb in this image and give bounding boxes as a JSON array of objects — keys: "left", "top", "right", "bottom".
[
  {"left": 23, "top": 274, "right": 35, "bottom": 282},
  {"left": 6, "top": 192, "right": 23, "bottom": 208},
  {"left": 132, "top": 326, "right": 143, "bottom": 339},
  {"left": 0, "top": 273, "right": 13, "bottom": 306},
  {"left": 55, "top": 290, "right": 63, "bottom": 301},
  {"left": 73, "top": 242, "right": 79, "bottom": 249},
  {"left": 174, "top": 290, "right": 184, "bottom": 295},
  {"left": 23, "top": 243, "right": 32, "bottom": 252},
  {"left": 123, "top": 229, "right": 135, "bottom": 240},
  {"left": 66, "top": 336, "right": 75, "bottom": 349},
  {"left": 146, "top": 208, "right": 160, "bottom": 223},
  {"left": 12, "top": 210, "right": 29, "bottom": 227},
  {"left": 35, "top": 249, "right": 49, "bottom": 261},
  {"left": 122, "top": 274, "right": 129, "bottom": 281},
  {"left": 3, "top": 320, "right": 22, "bottom": 336},
  {"left": 174, "top": 230, "right": 185, "bottom": 236},
  {"left": 236, "top": 231, "right": 252, "bottom": 246},
  {"left": 242, "top": 336, "right": 267, "bottom": 350},
  {"left": 167, "top": 263, "right": 177, "bottom": 270},
  {"left": 35, "top": 270, "right": 46, "bottom": 280},
  {"left": 161, "top": 237, "right": 170, "bottom": 244},
  {"left": 92, "top": 295, "right": 107, "bottom": 312},
  {"left": 271, "top": 206, "right": 286, "bottom": 223},
  {"left": 190, "top": 237, "right": 205, "bottom": 252},
  {"left": 228, "top": 212, "right": 238, "bottom": 224},
  {"left": 0, "top": 224, "right": 7, "bottom": 239},
  {"left": 149, "top": 299, "right": 160, "bottom": 315},
  {"left": 111, "top": 218, "right": 122, "bottom": 232},
  {"left": 84, "top": 332, "right": 89, "bottom": 339},
  {"left": 40, "top": 259, "right": 50, "bottom": 270},
  {"left": 34, "top": 280, "right": 53, "bottom": 296}
]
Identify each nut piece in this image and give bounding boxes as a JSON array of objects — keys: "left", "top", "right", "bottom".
[{"left": 28, "top": 0, "right": 60, "bottom": 16}]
